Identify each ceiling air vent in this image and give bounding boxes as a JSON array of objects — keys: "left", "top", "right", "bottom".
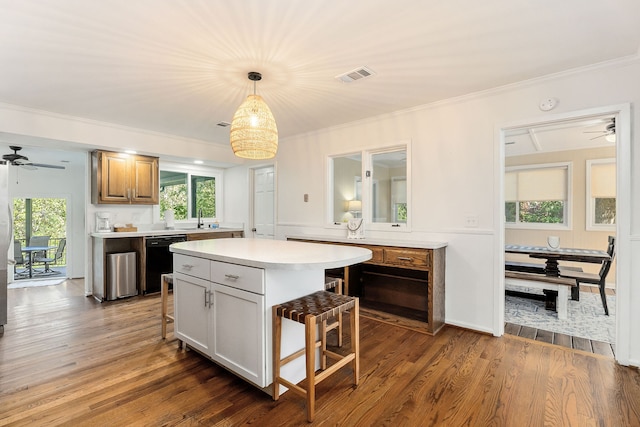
[
  {"left": 335, "top": 66, "right": 376, "bottom": 83},
  {"left": 217, "top": 121, "right": 231, "bottom": 127}
]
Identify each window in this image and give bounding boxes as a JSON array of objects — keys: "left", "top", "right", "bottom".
[
  {"left": 329, "top": 143, "right": 410, "bottom": 231},
  {"left": 587, "top": 158, "right": 616, "bottom": 230},
  {"left": 159, "top": 168, "right": 221, "bottom": 222},
  {"left": 505, "top": 162, "right": 571, "bottom": 229}
]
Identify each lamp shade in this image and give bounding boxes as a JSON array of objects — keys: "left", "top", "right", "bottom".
[
  {"left": 230, "top": 94, "right": 278, "bottom": 159},
  {"left": 348, "top": 200, "right": 362, "bottom": 212}
]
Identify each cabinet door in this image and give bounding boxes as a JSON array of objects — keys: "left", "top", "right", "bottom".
[
  {"left": 99, "top": 152, "right": 130, "bottom": 203},
  {"left": 174, "top": 273, "right": 211, "bottom": 354},
  {"left": 211, "top": 283, "right": 265, "bottom": 387},
  {"left": 130, "top": 156, "right": 158, "bottom": 204}
]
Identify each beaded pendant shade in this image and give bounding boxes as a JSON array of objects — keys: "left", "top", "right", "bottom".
[{"left": 230, "top": 72, "right": 278, "bottom": 159}]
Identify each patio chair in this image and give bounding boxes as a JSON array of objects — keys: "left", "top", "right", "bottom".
[
  {"left": 13, "top": 240, "right": 29, "bottom": 278},
  {"left": 28, "top": 235, "right": 50, "bottom": 259},
  {"left": 35, "top": 238, "right": 66, "bottom": 274}
]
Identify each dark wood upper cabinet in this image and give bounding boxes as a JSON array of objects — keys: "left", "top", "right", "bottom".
[{"left": 91, "top": 150, "right": 159, "bottom": 205}]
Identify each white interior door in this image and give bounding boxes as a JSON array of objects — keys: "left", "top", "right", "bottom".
[{"left": 252, "top": 166, "right": 274, "bottom": 239}]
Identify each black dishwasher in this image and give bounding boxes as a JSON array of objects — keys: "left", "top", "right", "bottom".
[{"left": 144, "top": 235, "right": 187, "bottom": 294}]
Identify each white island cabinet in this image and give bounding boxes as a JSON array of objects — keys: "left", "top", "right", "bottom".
[{"left": 170, "top": 238, "right": 371, "bottom": 391}]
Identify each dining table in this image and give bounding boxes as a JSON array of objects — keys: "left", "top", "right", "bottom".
[
  {"left": 21, "top": 245, "right": 56, "bottom": 278},
  {"left": 505, "top": 244, "right": 611, "bottom": 277}
]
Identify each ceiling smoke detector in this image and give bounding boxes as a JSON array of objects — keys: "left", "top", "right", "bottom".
[{"left": 335, "top": 66, "right": 376, "bottom": 83}]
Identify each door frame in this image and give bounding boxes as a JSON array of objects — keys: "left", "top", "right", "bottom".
[{"left": 495, "top": 103, "right": 632, "bottom": 365}]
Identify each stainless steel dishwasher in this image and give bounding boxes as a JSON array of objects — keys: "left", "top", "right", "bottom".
[{"left": 144, "top": 235, "right": 186, "bottom": 294}]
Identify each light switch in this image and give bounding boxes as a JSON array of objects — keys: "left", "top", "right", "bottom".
[{"left": 304, "top": 194, "right": 309, "bottom": 202}]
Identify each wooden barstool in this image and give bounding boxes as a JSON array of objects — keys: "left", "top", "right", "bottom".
[
  {"left": 272, "top": 290, "right": 359, "bottom": 422},
  {"left": 324, "top": 277, "right": 343, "bottom": 346},
  {"left": 160, "top": 273, "right": 174, "bottom": 339}
]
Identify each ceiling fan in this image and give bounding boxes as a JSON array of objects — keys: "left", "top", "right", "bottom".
[
  {"left": 585, "top": 118, "right": 616, "bottom": 141},
  {"left": 2, "top": 146, "right": 66, "bottom": 170}
]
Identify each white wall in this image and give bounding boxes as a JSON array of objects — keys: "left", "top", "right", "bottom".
[
  {"left": 227, "top": 57, "right": 640, "bottom": 366},
  {"left": 8, "top": 156, "right": 86, "bottom": 279}
]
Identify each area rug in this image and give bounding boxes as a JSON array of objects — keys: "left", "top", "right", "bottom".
[
  {"left": 8, "top": 278, "right": 66, "bottom": 289},
  {"left": 505, "top": 287, "right": 615, "bottom": 344}
]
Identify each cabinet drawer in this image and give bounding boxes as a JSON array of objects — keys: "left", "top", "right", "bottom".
[
  {"left": 364, "top": 246, "right": 384, "bottom": 264},
  {"left": 174, "top": 254, "right": 210, "bottom": 280},
  {"left": 384, "top": 248, "right": 430, "bottom": 268},
  {"left": 211, "top": 261, "right": 265, "bottom": 295}
]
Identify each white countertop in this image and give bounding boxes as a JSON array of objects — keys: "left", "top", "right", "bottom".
[
  {"left": 91, "top": 228, "right": 243, "bottom": 238},
  {"left": 170, "top": 238, "right": 372, "bottom": 270},
  {"left": 286, "top": 234, "right": 447, "bottom": 249}
]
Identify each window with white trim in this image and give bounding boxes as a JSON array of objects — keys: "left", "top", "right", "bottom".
[
  {"left": 157, "top": 164, "right": 223, "bottom": 223},
  {"left": 586, "top": 158, "right": 616, "bottom": 230},
  {"left": 505, "top": 162, "right": 571, "bottom": 229}
]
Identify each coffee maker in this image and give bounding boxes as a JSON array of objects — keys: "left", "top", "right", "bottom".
[{"left": 95, "top": 212, "right": 112, "bottom": 233}]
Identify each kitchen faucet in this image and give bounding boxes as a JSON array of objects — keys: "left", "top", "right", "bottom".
[{"left": 197, "top": 208, "right": 204, "bottom": 229}]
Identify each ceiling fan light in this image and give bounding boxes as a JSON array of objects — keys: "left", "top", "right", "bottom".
[
  {"left": 230, "top": 72, "right": 278, "bottom": 160},
  {"left": 605, "top": 133, "right": 616, "bottom": 143}
]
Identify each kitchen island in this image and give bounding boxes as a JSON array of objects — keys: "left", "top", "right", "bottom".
[{"left": 169, "top": 238, "right": 372, "bottom": 392}]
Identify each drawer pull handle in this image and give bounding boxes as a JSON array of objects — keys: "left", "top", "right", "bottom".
[
  {"left": 225, "top": 274, "right": 240, "bottom": 281},
  {"left": 181, "top": 264, "right": 194, "bottom": 270},
  {"left": 397, "top": 257, "right": 413, "bottom": 261}
]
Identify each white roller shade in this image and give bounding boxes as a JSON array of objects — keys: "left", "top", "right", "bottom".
[
  {"left": 505, "top": 172, "right": 517, "bottom": 201},
  {"left": 505, "top": 166, "right": 567, "bottom": 201},
  {"left": 392, "top": 177, "right": 407, "bottom": 204},
  {"left": 591, "top": 162, "right": 616, "bottom": 198}
]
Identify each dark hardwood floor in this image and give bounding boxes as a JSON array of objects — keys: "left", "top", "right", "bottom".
[{"left": 1, "top": 280, "right": 639, "bottom": 426}]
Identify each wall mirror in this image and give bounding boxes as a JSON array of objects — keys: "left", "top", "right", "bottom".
[
  {"left": 371, "top": 150, "right": 407, "bottom": 224},
  {"left": 329, "top": 145, "right": 409, "bottom": 228},
  {"left": 331, "top": 153, "right": 362, "bottom": 224}
]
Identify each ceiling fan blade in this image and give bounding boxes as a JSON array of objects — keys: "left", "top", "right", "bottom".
[
  {"left": 589, "top": 134, "right": 606, "bottom": 141},
  {"left": 18, "top": 163, "right": 38, "bottom": 170},
  {"left": 30, "top": 162, "right": 65, "bottom": 170}
]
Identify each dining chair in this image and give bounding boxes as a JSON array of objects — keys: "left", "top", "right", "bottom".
[
  {"left": 560, "top": 236, "right": 615, "bottom": 315},
  {"left": 35, "top": 238, "right": 66, "bottom": 274},
  {"left": 558, "top": 236, "right": 615, "bottom": 301}
]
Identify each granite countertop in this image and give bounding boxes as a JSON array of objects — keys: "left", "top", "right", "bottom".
[
  {"left": 170, "top": 238, "right": 372, "bottom": 270},
  {"left": 286, "top": 234, "right": 448, "bottom": 249},
  {"left": 91, "top": 228, "right": 244, "bottom": 238}
]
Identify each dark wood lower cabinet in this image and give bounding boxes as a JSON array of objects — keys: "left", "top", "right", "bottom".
[{"left": 289, "top": 238, "right": 446, "bottom": 335}]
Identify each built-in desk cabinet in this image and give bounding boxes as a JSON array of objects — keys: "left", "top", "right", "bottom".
[
  {"left": 288, "top": 238, "right": 446, "bottom": 335},
  {"left": 91, "top": 150, "right": 159, "bottom": 205}
]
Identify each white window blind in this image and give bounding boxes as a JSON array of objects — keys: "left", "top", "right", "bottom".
[
  {"left": 391, "top": 177, "right": 407, "bottom": 204},
  {"left": 590, "top": 162, "right": 616, "bottom": 198},
  {"left": 506, "top": 167, "right": 567, "bottom": 201}
]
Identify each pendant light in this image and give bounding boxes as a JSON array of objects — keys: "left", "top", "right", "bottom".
[{"left": 230, "top": 72, "right": 278, "bottom": 159}]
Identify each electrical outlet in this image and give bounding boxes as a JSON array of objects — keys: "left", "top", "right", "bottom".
[{"left": 464, "top": 215, "right": 478, "bottom": 228}]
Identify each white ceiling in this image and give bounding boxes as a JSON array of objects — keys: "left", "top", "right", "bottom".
[{"left": 0, "top": 1, "right": 639, "bottom": 160}]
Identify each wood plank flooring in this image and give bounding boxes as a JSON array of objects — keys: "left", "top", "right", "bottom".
[
  {"left": 1, "top": 280, "right": 640, "bottom": 426},
  {"left": 505, "top": 285, "right": 617, "bottom": 357}
]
